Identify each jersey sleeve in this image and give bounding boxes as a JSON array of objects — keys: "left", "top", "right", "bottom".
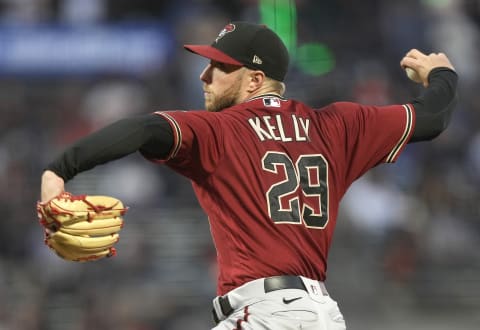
[
  {"left": 149, "top": 110, "right": 224, "bottom": 181},
  {"left": 321, "top": 102, "right": 415, "bottom": 185}
]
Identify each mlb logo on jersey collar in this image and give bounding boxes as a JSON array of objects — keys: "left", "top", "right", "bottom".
[{"left": 263, "top": 97, "right": 281, "bottom": 107}]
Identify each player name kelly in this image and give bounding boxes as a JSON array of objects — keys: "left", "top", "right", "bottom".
[{"left": 248, "top": 114, "right": 310, "bottom": 142}]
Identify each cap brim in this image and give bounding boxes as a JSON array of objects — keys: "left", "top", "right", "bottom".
[{"left": 184, "top": 44, "right": 243, "bottom": 66}]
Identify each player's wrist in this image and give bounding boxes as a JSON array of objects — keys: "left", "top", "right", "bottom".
[{"left": 41, "top": 170, "right": 65, "bottom": 203}]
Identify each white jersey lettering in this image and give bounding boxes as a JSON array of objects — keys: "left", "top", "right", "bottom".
[
  {"left": 263, "top": 116, "right": 281, "bottom": 141},
  {"left": 248, "top": 115, "right": 310, "bottom": 142},
  {"left": 248, "top": 117, "right": 272, "bottom": 141}
]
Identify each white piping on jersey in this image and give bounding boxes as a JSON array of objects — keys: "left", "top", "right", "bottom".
[
  {"left": 386, "top": 104, "right": 414, "bottom": 163},
  {"left": 154, "top": 111, "right": 182, "bottom": 160}
]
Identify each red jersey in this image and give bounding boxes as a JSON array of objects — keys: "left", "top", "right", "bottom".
[{"left": 152, "top": 95, "right": 415, "bottom": 295}]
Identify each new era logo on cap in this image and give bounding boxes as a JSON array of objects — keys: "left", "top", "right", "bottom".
[
  {"left": 184, "top": 21, "right": 290, "bottom": 82},
  {"left": 252, "top": 55, "right": 263, "bottom": 65}
]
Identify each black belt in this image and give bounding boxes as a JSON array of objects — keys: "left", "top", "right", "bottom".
[{"left": 212, "top": 275, "right": 311, "bottom": 324}]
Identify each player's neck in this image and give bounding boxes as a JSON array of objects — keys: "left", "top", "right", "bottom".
[{"left": 242, "top": 86, "right": 282, "bottom": 102}]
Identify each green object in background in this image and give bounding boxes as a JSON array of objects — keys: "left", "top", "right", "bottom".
[
  {"left": 259, "top": 0, "right": 335, "bottom": 76},
  {"left": 258, "top": 0, "right": 297, "bottom": 54},
  {"left": 296, "top": 43, "right": 335, "bottom": 76}
]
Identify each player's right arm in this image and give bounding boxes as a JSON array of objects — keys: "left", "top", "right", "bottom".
[
  {"left": 401, "top": 49, "right": 458, "bottom": 142},
  {"left": 40, "top": 114, "right": 174, "bottom": 202}
]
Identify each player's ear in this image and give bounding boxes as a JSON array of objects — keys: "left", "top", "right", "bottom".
[{"left": 246, "top": 70, "right": 266, "bottom": 92}]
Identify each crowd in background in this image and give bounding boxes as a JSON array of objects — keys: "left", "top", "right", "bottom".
[{"left": 1, "top": 0, "right": 480, "bottom": 329}]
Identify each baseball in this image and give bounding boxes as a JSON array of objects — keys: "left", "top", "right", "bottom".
[{"left": 405, "top": 67, "right": 422, "bottom": 83}]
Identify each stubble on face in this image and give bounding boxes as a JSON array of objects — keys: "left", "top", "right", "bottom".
[{"left": 205, "top": 74, "right": 244, "bottom": 112}]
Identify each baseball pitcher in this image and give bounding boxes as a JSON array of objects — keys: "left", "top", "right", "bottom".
[{"left": 38, "top": 22, "right": 457, "bottom": 329}]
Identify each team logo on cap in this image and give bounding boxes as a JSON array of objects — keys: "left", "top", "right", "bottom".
[{"left": 215, "top": 23, "right": 235, "bottom": 43}]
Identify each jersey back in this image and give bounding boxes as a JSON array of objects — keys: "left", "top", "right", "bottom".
[{"left": 155, "top": 95, "right": 414, "bottom": 295}]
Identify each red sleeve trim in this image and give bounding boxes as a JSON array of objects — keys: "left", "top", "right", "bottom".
[
  {"left": 385, "top": 104, "right": 414, "bottom": 163},
  {"left": 154, "top": 111, "right": 182, "bottom": 160}
]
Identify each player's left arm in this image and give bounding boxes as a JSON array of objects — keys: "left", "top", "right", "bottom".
[{"left": 401, "top": 49, "right": 458, "bottom": 142}]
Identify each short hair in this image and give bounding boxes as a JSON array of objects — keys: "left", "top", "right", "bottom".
[{"left": 265, "top": 77, "right": 286, "bottom": 96}]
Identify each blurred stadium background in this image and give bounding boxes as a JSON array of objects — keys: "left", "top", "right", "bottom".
[{"left": 1, "top": 0, "right": 480, "bottom": 329}]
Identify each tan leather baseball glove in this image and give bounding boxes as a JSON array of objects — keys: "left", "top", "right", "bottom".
[{"left": 37, "top": 192, "right": 127, "bottom": 262}]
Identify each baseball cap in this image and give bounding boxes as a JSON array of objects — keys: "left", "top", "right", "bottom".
[{"left": 184, "top": 22, "right": 289, "bottom": 82}]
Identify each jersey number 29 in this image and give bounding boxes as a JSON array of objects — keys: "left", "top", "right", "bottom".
[{"left": 262, "top": 152, "right": 329, "bottom": 229}]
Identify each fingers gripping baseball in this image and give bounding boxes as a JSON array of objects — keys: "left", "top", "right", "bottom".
[
  {"left": 37, "top": 192, "right": 128, "bottom": 262},
  {"left": 400, "top": 49, "right": 455, "bottom": 87}
]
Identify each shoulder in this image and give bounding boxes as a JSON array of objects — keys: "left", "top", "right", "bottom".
[
  {"left": 317, "top": 102, "right": 362, "bottom": 113},
  {"left": 304, "top": 102, "right": 362, "bottom": 123},
  {"left": 316, "top": 102, "right": 407, "bottom": 119}
]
